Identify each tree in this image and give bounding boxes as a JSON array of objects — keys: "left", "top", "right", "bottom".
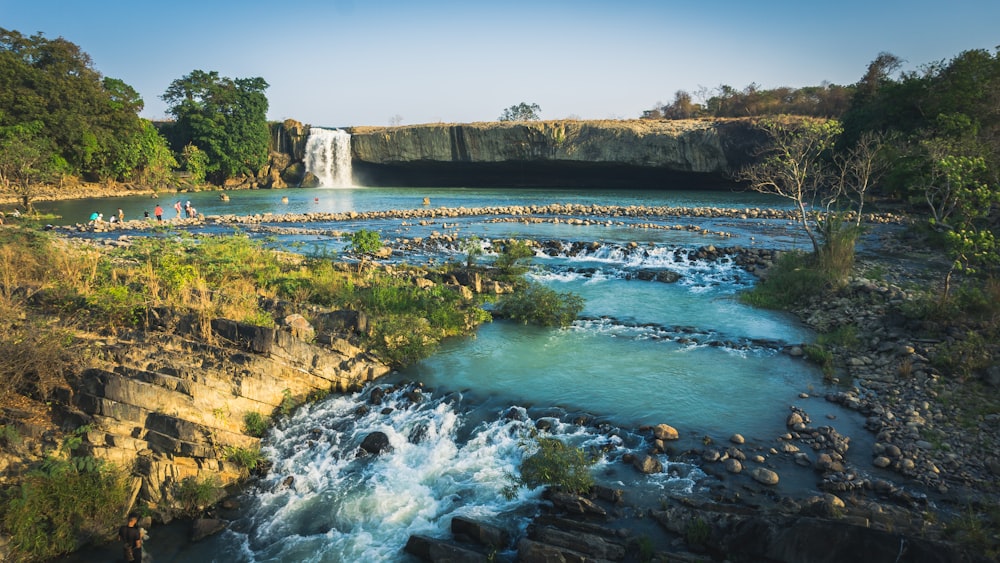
[
  {"left": 0, "top": 121, "right": 58, "bottom": 212},
  {"left": 349, "top": 229, "right": 382, "bottom": 273},
  {"left": 498, "top": 102, "right": 541, "bottom": 122},
  {"left": 0, "top": 28, "right": 152, "bottom": 185},
  {"left": 162, "top": 70, "right": 270, "bottom": 184},
  {"left": 738, "top": 118, "right": 842, "bottom": 255}
]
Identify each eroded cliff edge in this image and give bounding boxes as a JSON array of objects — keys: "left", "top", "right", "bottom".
[
  {"left": 263, "top": 119, "right": 762, "bottom": 189},
  {"left": 346, "top": 119, "right": 760, "bottom": 188}
]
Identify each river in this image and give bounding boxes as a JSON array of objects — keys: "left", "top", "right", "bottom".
[{"left": 50, "top": 185, "right": 873, "bottom": 562}]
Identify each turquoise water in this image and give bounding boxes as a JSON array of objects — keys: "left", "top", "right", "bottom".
[{"left": 55, "top": 186, "right": 869, "bottom": 562}]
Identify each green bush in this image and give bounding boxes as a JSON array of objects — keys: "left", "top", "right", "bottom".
[
  {"left": 493, "top": 240, "right": 535, "bottom": 278},
  {"left": 223, "top": 445, "right": 265, "bottom": 476},
  {"left": 740, "top": 251, "right": 833, "bottom": 309},
  {"left": 242, "top": 411, "right": 270, "bottom": 437},
  {"left": 495, "top": 282, "right": 584, "bottom": 327},
  {"left": 173, "top": 475, "right": 223, "bottom": 516},
  {"left": 502, "top": 437, "right": 596, "bottom": 499},
  {"left": 1, "top": 437, "right": 131, "bottom": 562}
]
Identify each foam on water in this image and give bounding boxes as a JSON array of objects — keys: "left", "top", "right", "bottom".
[{"left": 214, "top": 384, "right": 684, "bottom": 562}]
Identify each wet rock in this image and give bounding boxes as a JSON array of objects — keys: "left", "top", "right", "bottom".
[
  {"left": 191, "top": 518, "right": 227, "bottom": 542},
  {"left": 652, "top": 423, "right": 679, "bottom": 440},
  {"left": 358, "top": 431, "right": 392, "bottom": 457},
  {"left": 751, "top": 467, "right": 780, "bottom": 485},
  {"left": 632, "top": 454, "right": 663, "bottom": 474}
]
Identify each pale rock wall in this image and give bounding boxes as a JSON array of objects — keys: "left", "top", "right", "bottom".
[
  {"left": 348, "top": 120, "right": 749, "bottom": 173},
  {"left": 72, "top": 321, "right": 389, "bottom": 510}
]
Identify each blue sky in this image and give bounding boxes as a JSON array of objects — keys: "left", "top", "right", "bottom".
[{"left": 3, "top": 0, "right": 998, "bottom": 127}]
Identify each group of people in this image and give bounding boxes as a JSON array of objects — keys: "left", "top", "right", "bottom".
[
  {"left": 88, "top": 208, "right": 125, "bottom": 225},
  {"left": 90, "top": 200, "right": 200, "bottom": 225}
]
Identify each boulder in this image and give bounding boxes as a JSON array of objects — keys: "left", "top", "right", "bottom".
[
  {"left": 358, "top": 431, "right": 392, "bottom": 457},
  {"left": 751, "top": 467, "right": 780, "bottom": 486},
  {"left": 652, "top": 423, "right": 679, "bottom": 440},
  {"left": 632, "top": 454, "right": 663, "bottom": 474},
  {"left": 191, "top": 518, "right": 227, "bottom": 542}
]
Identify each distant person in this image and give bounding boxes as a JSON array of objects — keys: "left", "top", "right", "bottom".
[
  {"left": 89, "top": 211, "right": 99, "bottom": 224},
  {"left": 118, "top": 512, "right": 142, "bottom": 562},
  {"left": 144, "top": 210, "right": 150, "bottom": 220},
  {"left": 173, "top": 200, "right": 182, "bottom": 218},
  {"left": 154, "top": 205, "right": 163, "bottom": 221},
  {"left": 117, "top": 208, "right": 124, "bottom": 222}
]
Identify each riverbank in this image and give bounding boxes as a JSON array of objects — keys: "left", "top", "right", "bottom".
[{"left": 4, "top": 201, "right": 998, "bottom": 561}]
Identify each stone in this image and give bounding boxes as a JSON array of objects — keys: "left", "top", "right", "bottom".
[
  {"left": 632, "top": 454, "right": 663, "bottom": 474},
  {"left": 724, "top": 458, "right": 743, "bottom": 473},
  {"left": 729, "top": 433, "right": 745, "bottom": 445},
  {"left": 451, "top": 516, "right": 510, "bottom": 549},
  {"left": 652, "top": 423, "right": 679, "bottom": 440},
  {"left": 283, "top": 314, "right": 315, "bottom": 341},
  {"left": 751, "top": 467, "right": 780, "bottom": 486},
  {"left": 404, "top": 535, "right": 489, "bottom": 563},
  {"left": 358, "top": 431, "right": 392, "bottom": 457},
  {"left": 191, "top": 518, "right": 227, "bottom": 542}
]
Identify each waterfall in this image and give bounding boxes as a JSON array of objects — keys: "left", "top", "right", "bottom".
[{"left": 304, "top": 128, "right": 353, "bottom": 187}]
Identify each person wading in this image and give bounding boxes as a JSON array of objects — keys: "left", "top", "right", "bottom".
[{"left": 118, "top": 512, "right": 142, "bottom": 562}]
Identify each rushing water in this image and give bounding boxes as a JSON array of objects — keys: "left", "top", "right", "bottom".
[
  {"left": 304, "top": 128, "right": 353, "bottom": 188},
  {"left": 50, "top": 186, "right": 874, "bottom": 562}
]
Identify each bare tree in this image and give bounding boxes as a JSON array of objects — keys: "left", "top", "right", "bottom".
[{"left": 738, "top": 118, "right": 841, "bottom": 254}]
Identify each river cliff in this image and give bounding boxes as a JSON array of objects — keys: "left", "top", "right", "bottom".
[{"left": 265, "top": 119, "right": 762, "bottom": 189}]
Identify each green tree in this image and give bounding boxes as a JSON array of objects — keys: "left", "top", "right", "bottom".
[
  {"left": 0, "top": 28, "right": 148, "bottom": 183},
  {"left": 498, "top": 102, "right": 541, "bottom": 122},
  {"left": 162, "top": 70, "right": 270, "bottom": 184},
  {"left": 0, "top": 120, "right": 58, "bottom": 212},
  {"left": 349, "top": 229, "right": 382, "bottom": 273}
]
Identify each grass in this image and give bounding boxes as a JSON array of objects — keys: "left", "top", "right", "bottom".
[{"left": 739, "top": 251, "right": 835, "bottom": 309}]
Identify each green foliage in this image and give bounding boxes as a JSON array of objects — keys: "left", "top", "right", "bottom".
[
  {"left": 931, "top": 331, "right": 992, "bottom": 380},
  {"left": 161, "top": 69, "right": 270, "bottom": 184},
  {"left": 181, "top": 143, "right": 209, "bottom": 184},
  {"left": 501, "top": 437, "right": 596, "bottom": 499},
  {"left": 492, "top": 240, "right": 535, "bottom": 278},
  {"left": 803, "top": 344, "right": 834, "bottom": 377},
  {"left": 495, "top": 282, "right": 584, "bottom": 327},
  {"left": 242, "top": 411, "right": 270, "bottom": 438},
  {"left": 349, "top": 229, "right": 382, "bottom": 258},
  {"left": 498, "top": 102, "right": 541, "bottom": 122},
  {"left": 0, "top": 28, "right": 155, "bottom": 185},
  {"left": 173, "top": 475, "right": 223, "bottom": 517},
  {"left": 817, "top": 324, "right": 859, "bottom": 349},
  {"left": 645, "top": 83, "right": 855, "bottom": 120},
  {"left": 278, "top": 388, "right": 297, "bottom": 417},
  {"left": 685, "top": 517, "right": 711, "bottom": 549},
  {"left": 460, "top": 236, "right": 484, "bottom": 267},
  {"left": 223, "top": 445, "right": 265, "bottom": 476},
  {"left": 739, "top": 251, "right": 833, "bottom": 310},
  {"left": 1, "top": 427, "right": 131, "bottom": 561}
]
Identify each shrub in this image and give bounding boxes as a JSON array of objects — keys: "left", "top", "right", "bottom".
[
  {"left": 1, "top": 430, "right": 131, "bottom": 561},
  {"left": 495, "top": 282, "right": 584, "bottom": 327},
  {"left": 243, "top": 412, "right": 270, "bottom": 438},
  {"left": 493, "top": 240, "right": 535, "bottom": 278},
  {"left": 502, "top": 437, "right": 596, "bottom": 499},
  {"left": 173, "top": 475, "right": 223, "bottom": 516},
  {"left": 223, "top": 445, "right": 265, "bottom": 476},
  {"left": 740, "top": 251, "right": 833, "bottom": 309}
]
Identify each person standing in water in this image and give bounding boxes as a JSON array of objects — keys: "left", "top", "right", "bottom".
[{"left": 118, "top": 512, "right": 142, "bottom": 562}]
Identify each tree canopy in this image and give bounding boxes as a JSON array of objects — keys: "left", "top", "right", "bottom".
[
  {"left": 498, "top": 102, "right": 542, "bottom": 122},
  {"left": 0, "top": 27, "right": 175, "bottom": 204},
  {"left": 161, "top": 70, "right": 270, "bottom": 184}
]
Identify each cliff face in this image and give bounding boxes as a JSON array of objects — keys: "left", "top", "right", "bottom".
[
  {"left": 345, "top": 119, "right": 761, "bottom": 188},
  {"left": 63, "top": 314, "right": 389, "bottom": 512}
]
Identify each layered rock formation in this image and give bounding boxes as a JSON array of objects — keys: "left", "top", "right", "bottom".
[
  {"left": 347, "top": 119, "right": 760, "bottom": 188},
  {"left": 62, "top": 312, "right": 389, "bottom": 510},
  {"left": 261, "top": 119, "right": 762, "bottom": 190}
]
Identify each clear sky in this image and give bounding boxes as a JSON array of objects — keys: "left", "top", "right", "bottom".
[{"left": 2, "top": 0, "right": 998, "bottom": 128}]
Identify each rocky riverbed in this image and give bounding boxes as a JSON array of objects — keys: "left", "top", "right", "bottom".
[{"left": 10, "top": 202, "right": 999, "bottom": 562}]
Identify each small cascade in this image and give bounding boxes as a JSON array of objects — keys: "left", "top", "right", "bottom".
[{"left": 304, "top": 128, "right": 352, "bottom": 187}]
